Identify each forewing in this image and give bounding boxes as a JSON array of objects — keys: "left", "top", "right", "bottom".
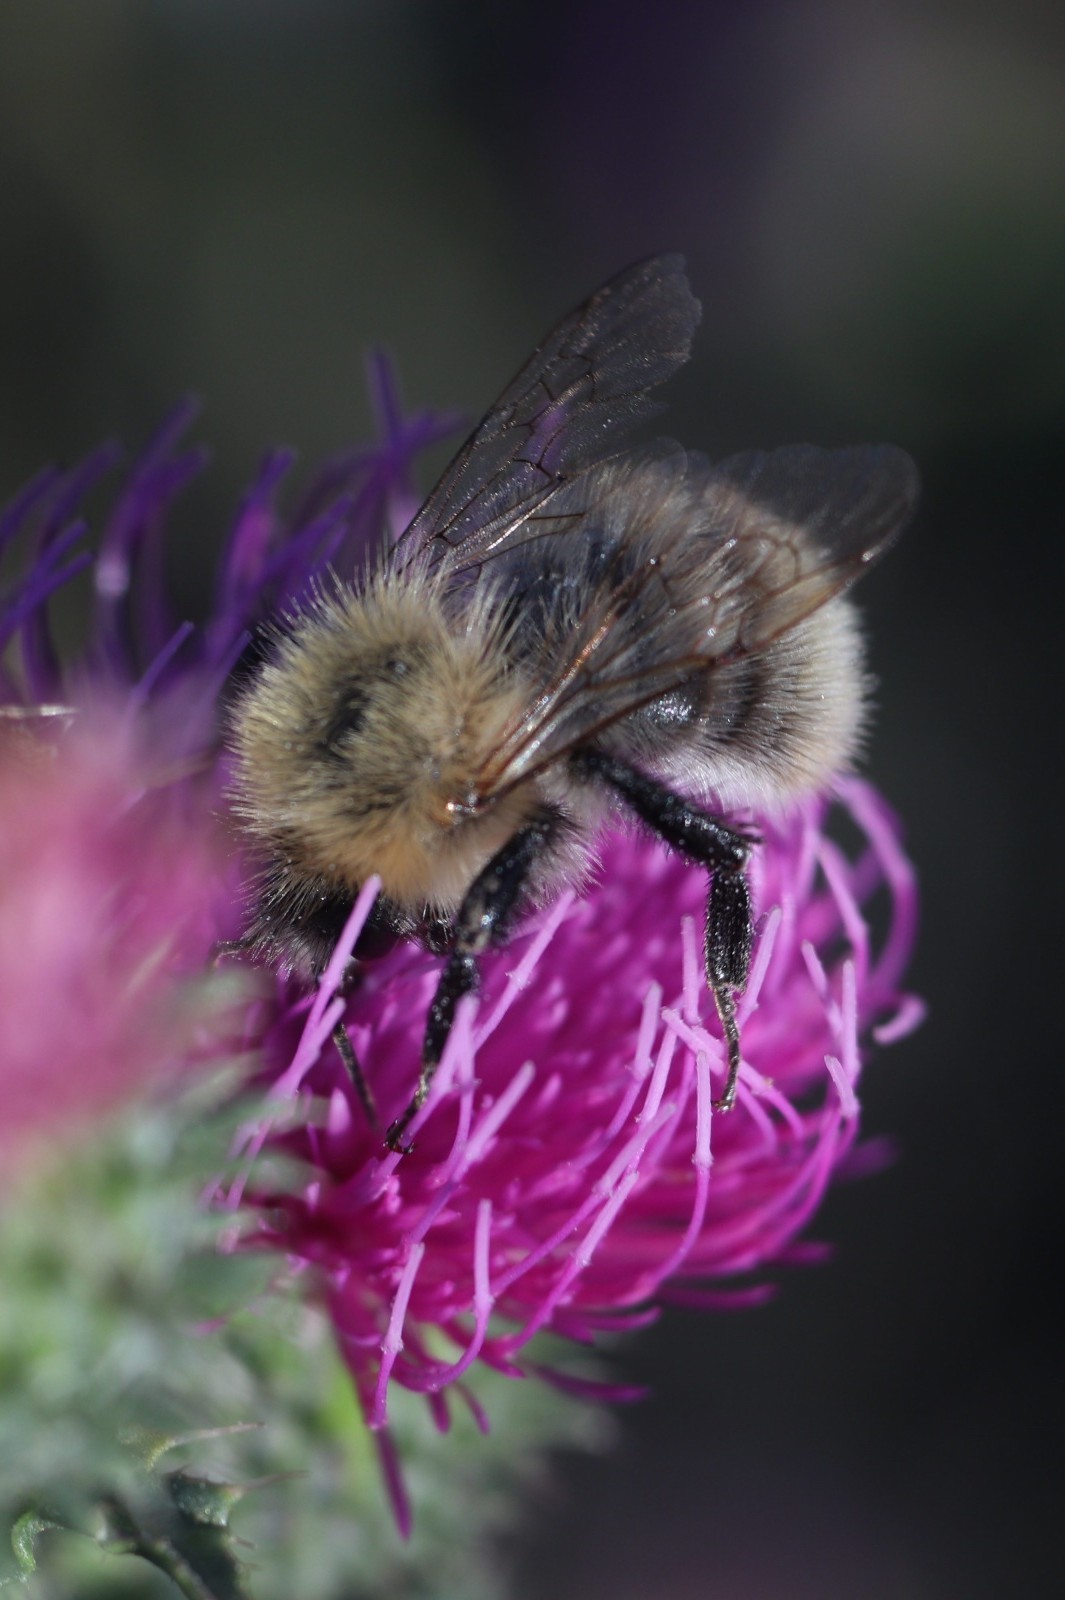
[
  {"left": 392, "top": 255, "right": 700, "bottom": 573},
  {"left": 473, "top": 442, "right": 918, "bottom": 796}
]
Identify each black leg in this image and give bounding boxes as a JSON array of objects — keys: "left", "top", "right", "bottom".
[
  {"left": 331, "top": 1019, "right": 380, "bottom": 1133},
  {"left": 573, "top": 748, "right": 756, "bottom": 1111},
  {"left": 385, "top": 813, "right": 558, "bottom": 1153},
  {"left": 214, "top": 937, "right": 382, "bottom": 1133},
  {"left": 704, "top": 868, "right": 753, "bottom": 1109}
]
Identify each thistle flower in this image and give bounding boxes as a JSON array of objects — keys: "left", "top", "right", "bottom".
[
  {"left": 0, "top": 358, "right": 921, "bottom": 1559},
  {"left": 235, "top": 773, "right": 918, "bottom": 1535}
]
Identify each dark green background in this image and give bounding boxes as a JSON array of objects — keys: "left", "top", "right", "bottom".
[{"left": 3, "top": 4, "right": 1061, "bottom": 1596}]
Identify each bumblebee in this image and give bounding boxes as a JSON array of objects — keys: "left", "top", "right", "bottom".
[{"left": 229, "top": 256, "right": 917, "bottom": 1149}]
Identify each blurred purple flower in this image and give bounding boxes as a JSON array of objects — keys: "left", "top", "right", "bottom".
[
  {"left": 1, "top": 358, "right": 921, "bottom": 1530},
  {"left": 0, "top": 711, "right": 226, "bottom": 1164},
  {"left": 0, "top": 354, "right": 456, "bottom": 1155}
]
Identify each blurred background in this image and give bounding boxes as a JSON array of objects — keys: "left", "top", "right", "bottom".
[{"left": 1, "top": 2, "right": 1061, "bottom": 1596}]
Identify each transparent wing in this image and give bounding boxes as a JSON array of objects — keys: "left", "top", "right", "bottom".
[
  {"left": 391, "top": 255, "right": 701, "bottom": 573},
  {"left": 471, "top": 443, "right": 919, "bottom": 798},
  {"left": 693, "top": 442, "right": 919, "bottom": 651}
]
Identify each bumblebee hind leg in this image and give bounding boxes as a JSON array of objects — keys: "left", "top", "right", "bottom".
[
  {"left": 573, "top": 747, "right": 756, "bottom": 1110},
  {"left": 704, "top": 867, "right": 754, "bottom": 1109}
]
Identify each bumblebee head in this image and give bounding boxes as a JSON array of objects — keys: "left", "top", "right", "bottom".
[{"left": 229, "top": 574, "right": 527, "bottom": 907}]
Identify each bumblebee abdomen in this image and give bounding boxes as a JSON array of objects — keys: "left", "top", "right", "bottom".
[{"left": 611, "top": 595, "right": 866, "bottom": 810}]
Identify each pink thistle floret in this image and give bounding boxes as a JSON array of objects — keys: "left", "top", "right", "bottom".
[
  {"left": 0, "top": 713, "right": 228, "bottom": 1164},
  {"left": 241, "top": 775, "right": 920, "bottom": 1453}
]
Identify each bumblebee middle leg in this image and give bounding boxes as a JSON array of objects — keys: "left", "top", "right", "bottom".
[
  {"left": 385, "top": 812, "right": 559, "bottom": 1153},
  {"left": 573, "top": 747, "right": 755, "bottom": 1110}
]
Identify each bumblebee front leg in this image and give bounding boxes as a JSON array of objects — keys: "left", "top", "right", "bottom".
[
  {"left": 215, "top": 934, "right": 383, "bottom": 1133},
  {"left": 331, "top": 1019, "right": 380, "bottom": 1134},
  {"left": 573, "top": 748, "right": 755, "bottom": 1110},
  {"left": 385, "top": 813, "right": 558, "bottom": 1153}
]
